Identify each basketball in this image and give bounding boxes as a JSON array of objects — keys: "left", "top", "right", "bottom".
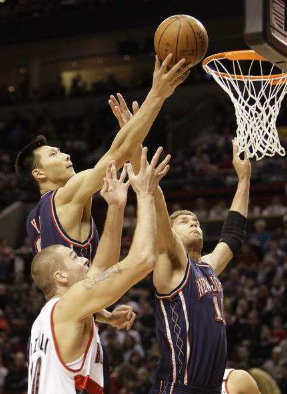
[{"left": 154, "top": 15, "right": 209, "bottom": 67}]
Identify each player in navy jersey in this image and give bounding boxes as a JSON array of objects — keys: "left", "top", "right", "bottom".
[
  {"left": 15, "top": 54, "right": 190, "bottom": 262},
  {"left": 151, "top": 142, "right": 250, "bottom": 394},
  {"left": 15, "top": 54, "right": 191, "bottom": 394},
  {"left": 27, "top": 148, "right": 171, "bottom": 394},
  {"left": 109, "top": 96, "right": 251, "bottom": 394}
]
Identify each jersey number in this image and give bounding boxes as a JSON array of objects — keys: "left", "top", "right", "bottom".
[
  {"left": 213, "top": 294, "right": 225, "bottom": 324},
  {"left": 31, "top": 357, "right": 42, "bottom": 394}
]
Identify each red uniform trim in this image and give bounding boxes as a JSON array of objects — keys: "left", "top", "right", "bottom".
[
  {"left": 40, "top": 190, "right": 51, "bottom": 199},
  {"left": 50, "top": 301, "right": 94, "bottom": 373},
  {"left": 74, "top": 375, "right": 104, "bottom": 394},
  {"left": 196, "top": 263, "right": 213, "bottom": 268},
  {"left": 159, "top": 301, "right": 176, "bottom": 383},
  {"left": 50, "top": 190, "right": 94, "bottom": 248},
  {"left": 225, "top": 369, "right": 235, "bottom": 394}
]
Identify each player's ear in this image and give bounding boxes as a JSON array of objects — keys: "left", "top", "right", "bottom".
[
  {"left": 54, "top": 270, "right": 68, "bottom": 284},
  {"left": 32, "top": 168, "right": 46, "bottom": 180}
]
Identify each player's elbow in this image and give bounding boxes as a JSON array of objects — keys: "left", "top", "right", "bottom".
[{"left": 136, "top": 253, "right": 156, "bottom": 275}]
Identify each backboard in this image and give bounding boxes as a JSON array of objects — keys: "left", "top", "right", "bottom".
[{"left": 244, "top": 0, "right": 287, "bottom": 71}]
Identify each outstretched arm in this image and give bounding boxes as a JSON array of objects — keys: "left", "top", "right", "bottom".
[
  {"left": 109, "top": 95, "right": 187, "bottom": 291},
  {"left": 85, "top": 161, "right": 133, "bottom": 328},
  {"left": 56, "top": 55, "right": 191, "bottom": 207},
  {"left": 129, "top": 148, "right": 187, "bottom": 293},
  {"left": 91, "top": 161, "right": 129, "bottom": 276},
  {"left": 203, "top": 140, "right": 251, "bottom": 275},
  {"left": 109, "top": 95, "right": 185, "bottom": 255},
  {"left": 56, "top": 147, "right": 170, "bottom": 322},
  {"left": 129, "top": 145, "right": 185, "bottom": 259}
]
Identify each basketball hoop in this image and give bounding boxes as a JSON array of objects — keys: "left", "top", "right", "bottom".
[{"left": 202, "top": 50, "right": 287, "bottom": 160}]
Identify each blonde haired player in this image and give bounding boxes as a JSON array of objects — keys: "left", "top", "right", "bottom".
[
  {"left": 28, "top": 148, "right": 170, "bottom": 394},
  {"left": 222, "top": 369, "right": 261, "bottom": 394}
]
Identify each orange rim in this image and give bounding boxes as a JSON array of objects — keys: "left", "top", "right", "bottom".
[{"left": 202, "top": 50, "right": 287, "bottom": 82}]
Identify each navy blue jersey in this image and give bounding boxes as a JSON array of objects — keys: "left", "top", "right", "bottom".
[
  {"left": 153, "top": 257, "right": 226, "bottom": 393},
  {"left": 27, "top": 190, "right": 98, "bottom": 261}
]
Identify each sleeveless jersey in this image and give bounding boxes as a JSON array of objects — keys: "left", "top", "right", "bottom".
[
  {"left": 28, "top": 298, "right": 104, "bottom": 394},
  {"left": 27, "top": 190, "right": 98, "bottom": 261},
  {"left": 153, "top": 257, "right": 226, "bottom": 393}
]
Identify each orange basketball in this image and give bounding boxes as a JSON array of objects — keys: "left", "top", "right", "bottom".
[{"left": 154, "top": 15, "right": 209, "bottom": 67}]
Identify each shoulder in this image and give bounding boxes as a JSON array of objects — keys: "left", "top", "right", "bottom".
[
  {"left": 229, "top": 369, "right": 250, "bottom": 381},
  {"left": 39, "top": 190, "right": 54, "bottom": 205},
  {"left": 158, "top": 230, "right": 187, "bottom": 267},
  {"left": 196, "top": 257, "right": 215, "bottom": 271},
  {"left": 200, "top": 253, "right": 215, "bottom": 267},
  {"left": 228, "top": 370, "right": 259, "bottom": 393}
]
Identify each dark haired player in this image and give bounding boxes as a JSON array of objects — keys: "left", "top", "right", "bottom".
[
  {"left": 28, "top": 148, "right": 171, "bottom": 394},
  {"left": 17, "top": 56, "right": 190, "bottom": 393},
  {"left": 15, "top": 54, "right": 190, "bottom": 261},
  {"left": 110, "top": 96, "right": 251, "bottom": 394}
]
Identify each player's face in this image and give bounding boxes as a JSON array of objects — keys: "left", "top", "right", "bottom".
[
  {"left": 172, "top": 214, "right": 203, "bottom": 250},
  {"left": 63, "top": 249, "right": 89, "bottom": 285},
  {"left": 34, "top": 145, "right": 75, "bottom": 185}
]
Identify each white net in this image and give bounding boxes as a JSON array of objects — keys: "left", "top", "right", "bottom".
[{"left": 203, "top": 51, "right": 287, "bottom": 160}]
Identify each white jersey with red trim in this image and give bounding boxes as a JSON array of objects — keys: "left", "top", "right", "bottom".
[
  {"left": 221, "top": 369, "right": 235, "bottom": 394},
  {"left": 28, "top": 298, "right": 104, "bottom": 394}
]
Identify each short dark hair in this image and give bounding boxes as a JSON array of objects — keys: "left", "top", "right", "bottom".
[{"left": 15, "top": 135, "right": 47, "bottom": 184}]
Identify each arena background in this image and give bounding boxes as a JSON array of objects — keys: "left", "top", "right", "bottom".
[{"left": 0, "top": 1, "right": 287, "bottom": 393}]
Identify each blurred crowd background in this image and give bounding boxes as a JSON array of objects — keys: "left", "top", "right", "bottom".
[
  {"left": 0, "top": 0, "right": 287, "bottom": 393},
  {"left": 1, "top": 214, "right": 287, "bottom": 394}
]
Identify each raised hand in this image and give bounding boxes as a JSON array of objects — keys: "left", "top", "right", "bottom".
[
  {"left": 100, "top": 161, "right": 130, "bottom": 208},
  {"left": 232, "top": 139, "right": 251, "bottom": 181},
  {"left": 108, "top": 93, "right": 139, "bottom": 128},
  {"left": 127, "top": 147, "right": 171, "bottom": 196},
  {"left": 151, "top": 54, "right": 192, "bottom": 100}
]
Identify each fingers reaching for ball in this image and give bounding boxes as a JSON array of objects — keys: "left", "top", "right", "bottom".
[
  {"left": 159, "top": 53, "right": 174, "bottom": 74},
  {"left": 167, "top": 61, "right": 193, "bottom": 84}
]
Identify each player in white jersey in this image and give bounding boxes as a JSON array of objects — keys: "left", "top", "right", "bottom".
[
  {"left": 221, "top": 369, "right": 261, "bottom": 394},
  {"left": 28, "top": 147, "right": 171, "bottom": 394}
]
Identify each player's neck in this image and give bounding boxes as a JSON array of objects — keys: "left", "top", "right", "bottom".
[
  {"left": 39, "top": 181, "right": 64, "bottom": 195},
  {"left": 186, "top": 249, "right": 201, "bottom": 262},
  {"left": 50, "top": 288, "right": 67, "bottom": 300}
]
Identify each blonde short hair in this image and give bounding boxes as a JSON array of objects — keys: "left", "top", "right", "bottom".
[{"left": 31, "top": 245, "right": 66, "bottom": 300}]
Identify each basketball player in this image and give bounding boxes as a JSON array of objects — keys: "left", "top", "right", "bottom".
[
  {"left": 222, "top": 369, "right": 261, "bottom": 394},
  {"left": 109, "top": 96, "right": 251, "bottom": 394},
  {"left": 28, "top": 147, "right": 171, "bottom": 394},
  {"left": 15, "top": 54, "right": 190, "bottom": 262},
  {"left": 18, "top": 56, "right": 187, "bottom": 391}
]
